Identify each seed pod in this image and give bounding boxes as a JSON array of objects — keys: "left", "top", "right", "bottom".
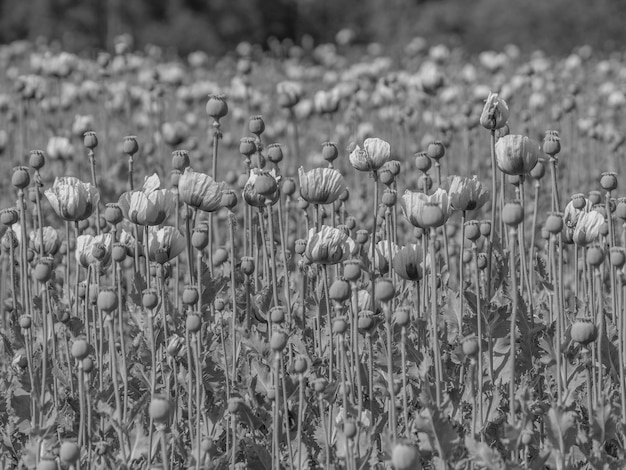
[
  {"left": 415, "top": 152, "right": 431, "bottom": 173},
  {"left": 97, "top": 287, "right": 118, "bottom": 312},
  {"left": 329, "top": 278, "right": 351, "bottom": 302},
  {"left": 84, "top": 131, "right": 98, "bottom": 150},
  {"left": 123, "top": 136, "right": 138, "bottom": 156},
  {"left": 71, "top": 339, "right": 90, "bottom": 360},
  {"left": 464, "top": 220, "right": 481, "bottom": 241},
  {"left": 12, "top": 166, "right": 30, "bottom": 189},
  {"left": 375, "top": 278, "right": 395, "bottom": 302},
  {"left": 29, "top": 150, "right": 46, "bottom": 170},
  {"left": 600, "top": 172, "right": 618, "bottom": 192},
  {"left": 149, "top": 396, "right": 172, "bottom": 423},
  {"left": 270, "top": 330, "right": 288, "bottom": 352},
  {"left": 391, "top": 442, "right": 420, "bottom": 470},
  {"left": 571, "top": 318, "right": 597, "bottom": 345},
  {"left": 182, "top": 286, "right": 199, "bottom": 305},
  {"left": 60, "top": 441, "right": 81, "bottom": 464},
  {"left": 186, "top": 313, "right": 201, "bottom": 333},
  {"left": 502, "top": 201, "right": 524, "bottom": 226},
  {"left": 248, "top": 115, "right": 265, "bottom": 136},
  {"left": 206, "top": 94, "right": 228, "bottom": 121}
]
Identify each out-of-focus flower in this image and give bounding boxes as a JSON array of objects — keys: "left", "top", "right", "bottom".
[
  {"left": 72, "top": 115, "right": 94, "bottom": 138},
  {"left": 314, "top": 89, "right": 340, "bottom": 114},
  {"left": 29, "top": 226, "right": 60, "bottom": 256},
  {"left": 243, "top": 168, "right": 280, "bottom": 207},
  {"left": 76, "top": 233, "right": 113, "bottom": 268},
  {"left": 357, "top": 289, "right": 372, "bottom": 311},
  {"left": 420, "top": 62, "right": 444, "bottom": 95},
  {"left": 446, "top": 175, "right": 490, "bottom": 211},
  {"left": 277, "top": 81, "right": 303, "bottom": 108},
  {"left": 178, "top": 168, "right": 225, "bottom": 212},
  {"left": 480, "top": 92, "right": 509, "bottom": 130},
  {"left": 369, "top": 240, "right": 399, "bottom": 274},
  {"left": 495, "top": 135, "right": 540, "bottom": 175},
  {"left": 562, "top": 195, "right": 592, "bottom": 243},
  {"left": 118, "top": 174, "right": 175, "bottom": 226},
  {"left": 305, "top": 225, "right": 355, "bottom": 265},
  {"left": 45, "top": 177, "right": 100, "bottom": 222},
  {"left": 349, "top": 138, "right": 390, "bottom": 172},
  {"left": 392, "top": 244, "right": 423, "bottom": 281},
  {"left": 161, "top": 121, "right": 188, "bottom": 147},
  {"left": 572, "top": 210, "right": 604, "bottom": 247},
  {"left": 401, "top": 188, "right": 452, "bottom": 229},
  {"left": 147, "top": 226, "right": 186, "bottom": 263},
  {"left": 46, "top": 136, "right": 75, "bottom": 160},
  {"left": 298, "top": 167, "right": 346, "bottom": 205}
]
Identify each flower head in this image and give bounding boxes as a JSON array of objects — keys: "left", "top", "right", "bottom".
[
  {"left": 495, "top": 135, "right": 540, "bottom": 176},
  {"left": 349, "top": 138, "right": 391, "bottom": 172},
  {"left": 29, "top": 226, "right": 60, "bottom": 256},
  {"left": 305, "top": 225, "right": 355, "bottom": 265},
  {"left": 392, "top": 244, "right": 423, "bottom": 281},
  {"left": 445, "top": 175, "right": 490, "bottom": 212},
  {"left": 118, "top": 174, "right": 175, "bottom": 226},
  {"left": 480, "top": 91, "right": 510, "bottom": 130},
  {"left": 76, "top": 233, "right": 113, "bottom": 268},
  {"left": 572, "top": 210, "right": 604, "bottom": 247},
  {"left": 298, "top": 166, "right": 346, "bottom": 205},
  {"left": 147, "top": 226, "right": 186, "bottom": 263},
  {"left": 178, "top": 168, "right": 225, "bottom": 212},
  {"left": 45, "top": 176, "right": 100, "bottom": 222},
  {"left": 401, "top": 188, "right": 452, "bottom": 229}
]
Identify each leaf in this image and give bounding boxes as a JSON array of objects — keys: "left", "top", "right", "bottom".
[
  {"left": 545, "top": 406, "right": 578, "bottom": 457},
  {"left": 465, "top": 436, "right": 506, "bottom": 470},
  {"left": 415, "top": 389, "right": 460, "bottom": 462},
  {"left": 129, "top": 271, "right": 147, "bottom": 307}
]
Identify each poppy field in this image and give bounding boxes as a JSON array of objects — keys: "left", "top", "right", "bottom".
[{"left": 1, "top": 37, "right": 626, "bottom": 469}]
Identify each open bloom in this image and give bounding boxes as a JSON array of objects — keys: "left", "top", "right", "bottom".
[
  {"left": 305, "top": 225, "right": 355, "bottom": 265},
  {"left": 29, "top": 226, "right": 60, "bottom": 255},
  {"left": 480, "top": 91, "right": 509, "bottom": 130},
  {"left": 178, "top": 168, "right": 225, "bottom": 212},
  {"left": 147, "top": 226, "right": 186, "bottom": 263},
  {"left": 401, "top": 188, "right": 452, "bottom": 229},
  {"left": 495, "top": 135, "right": 540, "bottom": 175},
  {"left": 118, "top": 174, "right": 176, "bottom": 226},
  {"left": 349, "top": 138, "right": 390, "bottom": 172},
  {"left": 392, "top": 244, "right": 423, "bottom": 281},
  {"left": 446, "top": 175, "right": 490, "bottom": 211},
  {"left": 369, "top": 239, "right": 399, "bottom": 274},
  {"left": 45, "top": 176, "right": 100, "bottom": 222},
  {"left": 562, "top": 195, "right": 592, "bottom": 243},
  {"left": 298, "top": 166, "right": 346, "bottom": 205},
  {"left": 572, "top": 210, "right": 604, "bottom": 246},
  {"left": 243, "top": 168, "right": 280, "bottom": 207},
  {"left": 76, "top": 233, "right": 113, "bottom": 268}
]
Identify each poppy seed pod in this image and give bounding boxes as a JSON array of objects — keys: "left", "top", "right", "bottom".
[
  {"left": 427, "top": 141, "right": 445, "bottom": 161},
  {"left": 266, "top": 143, "right": 283, "bottom": 164},
  {"left": 182, "top": 285, "right": 199, "bottom": 305},
  {"left": 464, "top": 220, "right": 481, "bottom": 241},
  {"left": 83, "top": 131, "right": 98, "bottom": 150},
  {"left": 570, "top": 318, "right": 597, "bottom": 345},
  {"left": 333, "top": 316, "right": 348, "bottom": 334},
  {"left": 415, "top": 152, "right": 432, "bottom": 173},
  {"left": 221, "top": 190, "right": 237, "bottom": 210},
  {"left": 254, "top": 173, "right": 278, "bottom": 196},
  {"left": 322, "top": 142, "right": 339, "bottom": 163},
  {"left": 71, "top": 338, "right": 90, "bottom": 360},
  {"left": 59, "top": 441, "right": 80, "bottom": 465},
  {"left": 142, "top": 288, "right": 159, "bottom": 309},
  {"left": 600, "top": 172, "right": 618, "bottom": 192},
  {"left": 543, "top": 131, "right": 561, "bottom": 156},
  {"left": 97, "top": 287, "right": 118, "bottom": 312},
  {"left": 588, "top": 191, "right": 602, "bottom": 205},
  {"left": 610, "top": 247, "right": 626, "bottom": 268},
  {"left": 239, "top": 137, "right": 257, "bottom": 157},
  {"left": 0, "top": 208, "right": 18, "bottom": 226},
  {"left": 123, "top": 136, "right": 138, "bottom": 156},
  {"left": 357, "top": 310, "right": 375, "bottom": 332},
  {"left": 502, "top": 201, "right": 524, "bottom": 226},
  {"left": 29, "top": 150, "right": 46, "bottom": 170},
  {"left": 356, "top": 229, "right": 369, "bottom": 244},
  {"left": 191, "top": 226, "right": 209, "bottom": 250},
  {"left": 375, "top": 278, "right": 395, "bottom": 302},
  {"left": 529, "top": 158, "right": 545, "bottom": 180},
  {"left": 282, "top": 178, "right": 296, "bottom": 196},
  {"left": 616, "top": 198, "right": 626, "bottom": 220},
  {"left": 104, "top": 203, "right": 124, "bottom": 225},
  {"left": 394, "top": 308, "right": 411, "bottom": 327},
  {"left": 586, "top": 245, "right": 604, "bottom": 266},
  {"left": 545, "top": 212, "right": 563, "bottom": 234},
  {"left": 206, "top": 94, "right": 228, "bottom": 121},
  {"left": 19, "top": 315, "right": 31, "bottom": 329},
  {"left": 248, "top": 115, "right": 265, "bottom": 136},
  {"left": 12, "top": 166, "right": 30, "bottom": 189},
  {"left": 171, "top": 150, "right": 190, "bottom": 171},
  {"left": 390, "top": 442, "right": 420, "bottom": 470},
  {"left": 270, "top": 330, "right": 288, "bottom": 352},
  {"left": 295, "top": 239, "right": 307, "bottom": 255},
  {"left": 112, "top": 243, "right": 127, "bottom": 263},
  {"left": 382, "top": 188, "right": 397, "bottom": 207},
  {"left": 149, "top": 396, "right": 172, "bottom": 423},
  {"left": 33, "top": 256, "right": 54, "bottom": 283},
  {"left": 379, "top": 169, "right": 394, "bottom": 186},
  {"left": 241, "top": 256, "right": 255, "bottom": 275},
  {"left": 329, "top": 278, "right": 351, "bottom": 302},
  {"left": 343, "top": 259, "right": 362, "bottom": 281},
  {"left": 186, "top": 313, "right": 202, "bottom": 333},
  {"left": 495, "top": 135, "right": 540, "bottom": 176},
  {"left": 270, "top": 306, "right": 285, "bottom": 324}
]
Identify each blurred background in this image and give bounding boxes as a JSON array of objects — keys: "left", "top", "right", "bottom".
[{"left": 1, "top": 0, "right": 626, "bottom": 56}]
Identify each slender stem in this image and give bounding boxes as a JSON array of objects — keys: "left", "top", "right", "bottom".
[
  {"left": 487, "top": 129, "right": 497, "bottom": 299},
  {"left": 384, "top": 304, "right": 396, "bottom": 440},
  {"left": 509, "top": 227, "right": 519, "bottom": 423},
  {"left": 429, "top": 229, "right": 443, "bottom": 407}
]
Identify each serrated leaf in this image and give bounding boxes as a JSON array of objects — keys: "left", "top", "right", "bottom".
[{"left": 465, "top": 436, "right": 505, "bottom": 470}]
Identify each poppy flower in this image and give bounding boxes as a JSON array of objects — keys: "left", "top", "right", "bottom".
[
  {"left": 392, "top": 244, "right": 423, "bottom": 281},
  {"left": 242, "top": 168, "right": 280, "bottom": 207},
  {"left": 178, "top": 168, "right": 225, "bottom": 212},
  {"left": 29, "top": 226, "right": 60, "bottom": 256},
  {"left": 298, "top": 166, "right": 346, "bottom": 205},
  {"left": 495, "top": 134, "right": 540, "bottom": 176},
  {"left": 147, "top": 226, "right": 186, "bottom": 263},
  {"left": 349, "top": 138, "right": 391, "bottom": 172},
  {"left": 446, "top": 175, "right": 490, "bottom": 211},
  {"left": 45, "top": 177, "right": 100, "bottom": 222},
  {"left": 118, "top": 174, "right": 176, "bottom": 226},
  {"left": 305, "top": 225, "right": 355, "bottom": 265},
  {"left": 401, "top": 188, "right": 452, "bottom": 229},
  {"left": 76, "top": 233, "right": 113, "bottom": 268},
  {"left": 572, "top": 210, "right": 604, "bottom": 247}
]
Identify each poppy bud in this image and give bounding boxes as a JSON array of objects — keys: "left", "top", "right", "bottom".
[
  {"left": 480, "top": 92, "right": 509, "bottom": 130},
  {"left": 241, "top": 256, "right": 255, "bottom": 275},
  {"left": 270, "top": 306, "right": 285, "bottom": 324},
  {"left": 270, "top": 330, "right": 288, "bottom": 352},
  {"left": 71, "top": 339, "right": 90, "bottom": 360},
  {"left": 29, "top": 150, "right": 46, "bottom": 170},
  {"left": 571, "top": 318, "right": 597, "bottom": 345},
  {"left": 19, "top": 315, "right": 32, "bottom": 329},
  {"left": 529, "top": 158, "right": 545, "bottom": 180},
  {"left": 329, "top": 278, "right": 351, "bottom": 302},
  {"left": 294, "top": 356, "right": 308, "bottom": 374},
  {"left": 214, "top": 297, "right": 226, "bottom": 311},
  {"left": 123, "top": 136, "right": 138, "bottom": 156},
  {"left": 186, "top": 313, "right": 202, "bottom": 333},
  {"left": 98, "top": 287, "right": 118, "bottom": 313},
  {"left": 206, "top": 94, "right": 228, "bottom": 121}
]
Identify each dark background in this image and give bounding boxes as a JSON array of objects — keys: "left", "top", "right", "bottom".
[{"left": 1, "top": 0, "right": 625, "bottom": 56}]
